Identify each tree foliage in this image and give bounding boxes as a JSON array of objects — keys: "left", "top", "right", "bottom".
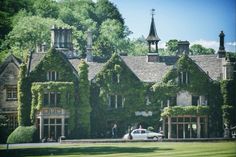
[
  {"left": 190, "top": 44, "right": 215, "bottom": 55},
  {"left": 0, "top": 0, "right": 129, "bottom": 60},
  {"left": 5, "top": 15, "right": 78, "bottom": 57},
  {"left": 165, "top": 39, "right": 178, "bottom": 55}
]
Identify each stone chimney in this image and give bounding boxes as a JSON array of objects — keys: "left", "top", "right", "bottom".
[
  {"left": 51, "top": 25, "right": 72, "bottom": 50},
  {"left": 222, "top": 59, "right": 234, "bottom": 80},
  {"left": 86, "top": 29, "right": 93, "bottom": 62},
  {"left": 217, "top": 31, "right": 226, "bottom": 58},
  {"left": 177, "top": 41, "right": 190, "bottom": 55}
]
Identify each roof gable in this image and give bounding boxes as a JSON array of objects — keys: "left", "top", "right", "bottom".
[
  {"left": 29, "top": 48, "right": 78, "bottom": 82},
  {"left": 0, "top": 54, "right": 22, "bottom": 74}
]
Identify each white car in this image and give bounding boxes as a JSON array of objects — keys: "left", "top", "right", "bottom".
[{"left": 123, "top": 129, "right": 164, "bottom": 140}]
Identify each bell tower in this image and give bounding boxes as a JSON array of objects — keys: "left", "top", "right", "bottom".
[{"left": 146, "top": 9, "right": 160, "bottom": 62}]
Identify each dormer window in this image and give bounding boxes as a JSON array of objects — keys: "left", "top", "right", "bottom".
[
  {"left": 179, "top": 71, "right": 189, "bottom": 84},
  {"left": 47, "top": 71, "right": 59, "bottom": 81}
]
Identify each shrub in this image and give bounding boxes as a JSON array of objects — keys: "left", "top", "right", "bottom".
[{"left": 7, "top": 126, "right": 37, "bottom": 144}]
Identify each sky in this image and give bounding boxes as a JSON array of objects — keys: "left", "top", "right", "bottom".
[{"left": 109, "top": 0, "right": 236, "bottom": 52}]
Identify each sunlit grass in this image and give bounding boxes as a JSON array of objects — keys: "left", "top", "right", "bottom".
[{"left": 0, "top": 142, "right": 235, "bottom": 157}]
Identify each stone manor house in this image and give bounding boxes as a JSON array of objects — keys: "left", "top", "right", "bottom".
[{"left": 0, "top": 15, "right": 235, "bottom": 140}]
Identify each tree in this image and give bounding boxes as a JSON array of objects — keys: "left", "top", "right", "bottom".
[
  {"left": 127, "top": 36, "right": 148, "bottom": 56},
  {"left": 32, "top": 0, "right": 59, "bottom": 18},
  {"left": 95, "top": 0, "right": 124, "bottom": 27},
  {"left": 78, "top": 60, "right": 91, "bottom": 138},
  {"left": 190, "top": 44, "right": 215, "bottom": 55},
  {"left": 0, "top": 0, "right": 33, "bottom": 39},
  {"left": 165, "top": 39, "right": 178, "bottom": 55},
  {"left": 4, "top": 15, "right": 81, "bottom": 59},
  {"left": 94, "top": 19, "right": 124, "bottom": 57}
]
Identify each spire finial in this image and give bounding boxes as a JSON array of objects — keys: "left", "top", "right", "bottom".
[{"left": 151, "top": 9, "right": 155, "bottom": 18}]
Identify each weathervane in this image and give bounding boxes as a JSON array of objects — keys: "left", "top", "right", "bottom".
[{"left": 151, "top": 8, "right": 155, "bottom": 18}]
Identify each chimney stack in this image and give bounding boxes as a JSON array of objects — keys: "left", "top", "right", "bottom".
[
  {"left": 86, "top": 29, "right": 93, "bottom": 62},
  {"left": 51, "top": 25, "right": 72, "bottom": 50},
  {"left": 177, "top": 41, "right": 190, "bottom": 56}
]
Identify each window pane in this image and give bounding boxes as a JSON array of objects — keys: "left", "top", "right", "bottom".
[
  {"left": 117, "top": 95, "right": 122, "bottom": 108},
  {"left": 185, "top": 117, "right": 190, "bottom": 122},
  {"left": 44, "top": 119, "right": 48, "bottom": 124},
  {"left": 50, "top": 119, "right": 55, "bottom": 124},
  {"left": 178, "top": 117, "right": 183, "bottom": 122},
  {"left": 50, "top": 93, "right": 56, "bottom": 106},
  {"left": 7, "top": 90, "right": 12, "bottom": 99},
  {"left": 110, "top": 95, "right": 115, "bottom": 108},
  {"left": 171, "top": 117, "right": 177, "bottom": 122},
  {"left": 57, "top": 93, "right": 61, "bottom": 106},
  {"left": 44, "top": 93, "right": 49, "bottom": 106},
  {"left": 52, "top": 71, "right": 55, "bottom": 81},
  {"left": 56, "top": 118, "right": 62, "bottom": 124},
  {"left": 191, "top": 117, "right": 197, "bottom": 122},
  {"left": 192, "top": 96, "right": 199, "bottom": 106},
  {"left": 170, "top": 96, "right": 176, "bottom": 106},
  {"left": 13, "top": 88, "right": 17, "bottom": 98},
  {"left": 183, "top": 72, "right": 187, "bottom": 84}
]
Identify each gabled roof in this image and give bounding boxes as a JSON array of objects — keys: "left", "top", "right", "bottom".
[
  {"left": 121, "top": 56, "right": 173, "bottom": 83},
  {"left": 28, "top": 49, "right": 79, "bottom": 77},
  {"left": 69, "top": 58, "right": 105, "bottom": 81},
  {"left": 28, "top": 53, "right": 46, "bottom": 73},
  {"left": 190, "top": 55, "right": 223, "bottom": 80},
  {"left": 0, "top": 54, "right": 22, "bottom": 74},
  {"left": 27, "top": 51, "right": 225, "bottom": 83}
]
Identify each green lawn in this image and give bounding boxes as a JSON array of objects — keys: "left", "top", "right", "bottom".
[{"left": 0, "top": 142, "right": 236, "bottom": 157}]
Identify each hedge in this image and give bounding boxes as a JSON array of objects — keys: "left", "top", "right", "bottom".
[{"left": 7, "top": 126, "right": 37, "bottom": 144}]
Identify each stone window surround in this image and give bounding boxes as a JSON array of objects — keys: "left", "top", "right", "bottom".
[
  {"left": 6, "top": 85, "right": 17, "bottom": 101},
  {"left": 161, "top": 92, "right": 207, "bottom": 107}
]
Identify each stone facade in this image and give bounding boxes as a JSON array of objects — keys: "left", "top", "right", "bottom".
[{"left": 0, "top": 55, "right": 21, "bottom": 134}]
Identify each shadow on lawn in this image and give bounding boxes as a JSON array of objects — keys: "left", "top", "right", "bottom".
[{"left": 0, "top": 146, "right": 173, "bottom": 157}]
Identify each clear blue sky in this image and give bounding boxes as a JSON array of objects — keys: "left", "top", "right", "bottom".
[{"left": 110, "top": 0, "right": 236, "bottom": 52}]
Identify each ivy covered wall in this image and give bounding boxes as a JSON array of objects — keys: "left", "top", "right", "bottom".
[
  {"left": 220, "top": 80, "right": 236, "bottom": 129},
  {"left": 151, "top": 54, "right": 223, "bottom": 137},
  {"left": 20, "top": 48, "right": 80, "bottom": 137},
  {"left": 90, "top": 54, "right": 157, "bottom": 138}
]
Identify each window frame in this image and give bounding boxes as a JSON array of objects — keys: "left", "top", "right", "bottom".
[
  {"left": 47, "top": 71, "right": 59, "bottom": 81},
  {"left": 43, "top": 92, "right": 61, "bottom": 107},
  {"left": 6, "top": 86, "right": 17, "bottom": 101},
  {"left": 108, "top": 94, "right": 124, "bottom": 109}
]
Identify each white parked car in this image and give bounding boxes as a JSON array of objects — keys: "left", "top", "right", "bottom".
[{"left": 123, "top": 129, "right": 164, "bottom": 140}]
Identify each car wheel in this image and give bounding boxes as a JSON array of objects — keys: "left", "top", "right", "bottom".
[{"left": 153, "top": 136, "right": 158, "bottom": 141}]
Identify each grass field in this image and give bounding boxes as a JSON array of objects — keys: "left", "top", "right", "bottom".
[{"left": 0, "top": 141, "right": 236, "bottom": 157}]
